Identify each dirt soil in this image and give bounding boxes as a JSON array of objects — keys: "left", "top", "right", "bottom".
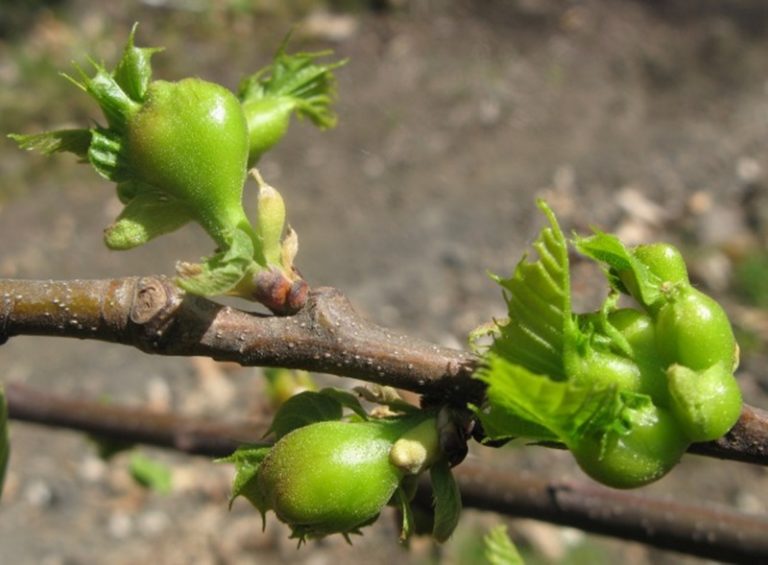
[{"left": 1, "top": 1, "right": 767, "bottom": 563}]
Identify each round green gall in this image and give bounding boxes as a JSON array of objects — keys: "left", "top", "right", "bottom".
[
  {"left": 256, "top": 419, "right": 416, "bottom": 539},
  {"left": 654, "top": 287, "right": 738, "bottom": 372},
  {"left": 667, "top": 362, "right": 742, "bottom": 442},
  {"left": 633, "top": 243, "right": 689, "bottom": 286},
  {"left": 607, "top": 308, "right": 669, "bottom": 404},
  {"left": 571, "top": 404, "right": 689, "bottom": 489}
]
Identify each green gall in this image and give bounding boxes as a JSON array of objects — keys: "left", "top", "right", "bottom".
[
  {"left": 253, "top": 417, "right": 440, "bottom": 541},
  {"left": 572, "top": 403, "right": 688, "bottom": 489},
  {"left": 667, "top": 363, "right": 742, "bottom": 442},
  {"left": 654, "top": 287, "right": 738, "bottom": 372}
]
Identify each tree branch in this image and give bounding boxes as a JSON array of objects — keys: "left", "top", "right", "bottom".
[
  {"left": 6, "top": 382, "right": 768, "bottom": 561},
  {"left": 1, "top": 277, "right": 766, "bottom": 464},
  {"left": 0, "top": 277, "right": 481, "bottom": 404}
]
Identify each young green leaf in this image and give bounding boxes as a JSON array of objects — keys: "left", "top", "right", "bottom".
[
  {"left": 217, "top": 444, "right": 272, "bottom": 512},
  {"left": 8, "top": 129, "right": 91, "bottom": 158},
  {"left": 239, "top": 42, "right": 346, "bottom": 164},
  {"left": 484, "top": 525, "right": 524, "bottom": 565},
  {"left": 476, "top": 353, "right": 627, "bottom": 446},
  {"left": 129, "top": 453, "right": 172, "bottom": 494},
  {"left": 104, "top": 191, "right": 192, "bottom": 250},
  {"left": 265, "top": 390, "right": 345, "bottom": 440},
  {"left": 393, "top": 485, "right": 415, "bottom": 542},
  {"left": 491, "top": 200, "right": 570, "bottom": 379},
  {"left": 318, "top": 388, "right": 369, "bottom": 421},
  {"left": 176, "top": 226, "right": 255, "bottom": 296},
  {"left": 430, "top": 459, "right": 461, "bottom": 543},
  {"left": 573, "top": 231, "right": 661, "bottom": 308}
]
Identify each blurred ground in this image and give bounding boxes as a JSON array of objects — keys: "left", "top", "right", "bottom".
[{"left": 1, "top": 1, "right": 768, "bottom": 563}]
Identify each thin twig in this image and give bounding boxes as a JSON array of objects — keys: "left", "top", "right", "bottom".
[
  {"left": 0, "top": 277, "right": 767, "bottom": 464},
  {"left": 6, "top": 382, "right": 768, "bottom": 561}
]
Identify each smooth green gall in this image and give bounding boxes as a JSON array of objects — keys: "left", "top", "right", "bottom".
[
  {"left": 633, "top": 243, "right": 689, "bottom": 286},
  {"left": 571, "top": 403, "right": 688, "bottom": 489},
  {"left": 254, "top": 418, "right": 437, "bottom": 540},
  {"left": 667, "top": 363, "right": 743, "bottom": 442},
  {"left": 654, "top": 287, "right": 738, "bottom": 372},
  {"left": 607, "top": 308, "right": 669, "bottom": 404}
]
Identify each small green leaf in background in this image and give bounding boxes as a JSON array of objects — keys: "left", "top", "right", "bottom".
[
  {"left": 430, "top": 459, "right": 462, "bottom": 543},
  {"left": 0, "top": 386, "right": 9, "bottom": 501},
  {"left": 484, "top": 525, "right": 524, "bottom": 565},
  {"left": 129, "top": 453, "right": 172, "bottom": 494}
]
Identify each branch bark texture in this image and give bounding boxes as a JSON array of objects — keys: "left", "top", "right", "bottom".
[{"left": 1, "top": 276, "right": 767, "bottom": 464}]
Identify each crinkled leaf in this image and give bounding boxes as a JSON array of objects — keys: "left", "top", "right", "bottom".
[
  {"left": 217, "top": 444, "right": 272, "bottom": 512},
  {"left": 176, "top": 227, "right": 255, "bottom": 296},
  {"left": 265, "top": 390, "right": 344, "bottom": 440},
  {"left": 484, "top": 525, "right": 524, "bottom": 565},
  {"left": 113, "top": 23, "right": 163, "bottom": 102},
  {"left": 318, "top": 388, "right": 368, "bottom": 420},
  {"left": 430, "top": 459, "right": 461, "bottom": 543},
  {"left": 65, "top": 60, "right": 139, "bottom": 132},
  {"left": 239, "top": 44, "right": 346, "bottom": 129},
  {"left": 476, "top": 353, "right": 628, "bottom": 446},
  {"left": 88, "top": 127, "right": 131, "bottom": 182},
  {"left": 574, "top": 231, "right": 661, "bottom": 307},
  {"left": 104, "top": 191, "right": 192, "bottom": 250},
  {"left": 129, "top": 453, "right": 172, "bottom": 494},
  {"left": 8, "top": 129, "right": 91, "bottom": 159},
  {"left": 0, "top": 386, "right": 8, "bottom": 501},
  {"left": 491, "top": 200, "right": 570, "bottom": 379}
]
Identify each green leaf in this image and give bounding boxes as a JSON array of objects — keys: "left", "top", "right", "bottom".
[
  {"left": 476, "top": 353, "right": 628, "bottom": 446},
  {"left": 104, "top": 191, "right": 192, "bottom": 250},
  {"left": 430, "top": 459, "right": 462, "bottom": 543},
  {"left": 176, "top": 226, "right": 255, "bottom": 296},
  {"left": 9, "top": 129, "right": 92, "bottom": 159},
  {"left": 0, "top": 386, "right": 9, "bottom": 502},
  {"left": 217, "top": 444, "right": 272, "bottom": 512},
  {"left": 265, "top": 390, "right": 344, "bottom": 440},
  {"left": 393, "top": 485, "right": 415, "bottom": 542},
  {"left": 113, "top": 23, "right": 163, "bottom": 103},
  {"left": 318, "top": 388, "right": 369, "bottom": 420},
  {"left": 491, "top": 200, "right": 570, "bottom": 379},
  {"left": 239, "top": 43, "right": 346, "bottom": 129},
  {"left": 573, "top": 231, "right": 661, "bottom": 307},
  {"left": 88, "top": 127, "right": 132, "bottom": 182},
  {"left": 129, "top": 453, "right": 172, "bottom": 494},
  {"left": 65, "top": 60, "right": 140, "bottom": 132},
  {"left": 484, "top": 525, "right": 524, "bottom": 565}
]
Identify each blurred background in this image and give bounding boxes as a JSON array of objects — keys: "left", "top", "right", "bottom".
[{"left": 1, "top": 0, "right": 767, "bottom": 563}]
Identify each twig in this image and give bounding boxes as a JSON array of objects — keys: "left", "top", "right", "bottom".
[
  {"left": 1, "top": 277, "right": 767, "bottom": 464},
  {"left": 6, "top": 382, "right": 768, "bottom": 561},
  {"left": 438, "top": 466, "right": 768, "bottom": 562},
  {"left": 0, "top": 277, "right": 481, "bottom": 404},
  {"left": 4, "top": 383, "right": 268, "bottom": 456}
]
